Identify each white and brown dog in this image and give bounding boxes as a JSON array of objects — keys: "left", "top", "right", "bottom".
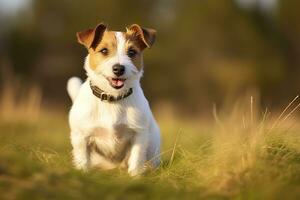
[{"left": 67, "top": 23, "right": 160, "bottom": 176}]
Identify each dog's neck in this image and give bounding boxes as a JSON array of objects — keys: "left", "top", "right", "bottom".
[{"left": 89, "top": 81, "right": 133, "bottom": 102}]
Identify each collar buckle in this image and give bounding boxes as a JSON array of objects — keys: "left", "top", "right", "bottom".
[{"left": 100, "top": 93, "right": 107, "bottom": 101}]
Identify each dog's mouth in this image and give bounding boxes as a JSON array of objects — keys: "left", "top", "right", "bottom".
[{"left": 107, "top": 77, "right": 126, "bottom": 89}]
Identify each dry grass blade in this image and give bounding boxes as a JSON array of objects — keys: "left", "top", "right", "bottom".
[
  {"left": 145, "top": 148, "right": 174, "bottom": 166},
  {"left": 270, "top": 95, "right": 299, "bottom": 131},
  {"left": 279, "top": 102, "right": 300, "bottom": 125},
  {"left": 250, "top": 96, "right": 254, "bottom": 125},
  {"left": 168, "top": 128, "right": 182, "bottom": 167},
  {"left": 213, "top": 103, "right": 223, "bottom": 128},
  {"left": 242, "top": 115, "right": 246, "bottom": 129},
  {"left": 259, "top": 108, "right": 269, "bottom": 126},
  {"left": 261, "top": 107, "right": 269, "bottom": 123}
]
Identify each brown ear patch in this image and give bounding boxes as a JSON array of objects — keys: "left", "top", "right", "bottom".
[
  {"left": 88, "top": 31, "right": 118, "bottom": 70},
  {"left": 77, "top": 23, "right": 107, "bottom": 50},
  {"left": 76, "top": 28, "right": 94, "bottom": 47},
  {"left": 126, "top": 24, "right": 156, "bottom": 50}
]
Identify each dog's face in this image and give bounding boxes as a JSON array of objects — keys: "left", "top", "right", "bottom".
[{"left": 77, "top": 23, "right": 156, "bottom": 94}]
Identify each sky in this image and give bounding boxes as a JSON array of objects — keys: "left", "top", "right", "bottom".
[{"left": 0, "top": 0, "right": 31, "bottom": 16}]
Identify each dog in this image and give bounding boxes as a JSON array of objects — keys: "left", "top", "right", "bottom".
[{"left": 67, "top": 23, "right": 161, "bottom": 176}]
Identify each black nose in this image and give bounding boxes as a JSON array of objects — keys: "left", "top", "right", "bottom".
[{"left": 112, "top": 64, "right": 125, "bottom": 76}]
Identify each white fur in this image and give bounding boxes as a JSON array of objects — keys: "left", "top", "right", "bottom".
[
  {"left": 67, "top": 77, "right": 83, "bottom": 102},
  {"left": 67, "top": 32, "right": 160, "bottom": 176}
]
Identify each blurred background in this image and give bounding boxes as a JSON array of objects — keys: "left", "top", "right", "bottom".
[
  {"left": 0, "top": 0, "right": 299, "bottom": 117},
  {"left": 1, "top": 2, "right": 300, "bottom": 198}
]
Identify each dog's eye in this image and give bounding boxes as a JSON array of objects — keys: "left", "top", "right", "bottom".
[
  {"left": 99, "top": 48, "right": 109, "bottom": 55},
  {"left": 127, "top": 49, "right": 137, "bottom": 58}
]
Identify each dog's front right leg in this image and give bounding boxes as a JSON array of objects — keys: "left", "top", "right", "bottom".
[{"left": 71, "top": 132, "right": 90, "bottom": 171}]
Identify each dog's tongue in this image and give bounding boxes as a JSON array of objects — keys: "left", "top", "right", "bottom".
[{"left": 112, "top": 78, "right": 125, "bottom": 87}]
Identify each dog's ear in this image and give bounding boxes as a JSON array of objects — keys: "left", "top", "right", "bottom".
[
  {"left": 127, "top": 24, "right": 156, "bottom": 49},
  {"left": 76, "top": 23, "right": 107, "bottom": 50}
]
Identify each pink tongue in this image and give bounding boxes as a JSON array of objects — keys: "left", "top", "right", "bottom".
[{"left": 112, "top": 79, "right": 124, "bottom": 87}]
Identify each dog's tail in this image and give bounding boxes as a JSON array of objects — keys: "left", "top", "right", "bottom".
[{"left": 67, "top": 77, "right": 82, "bottom": 102}]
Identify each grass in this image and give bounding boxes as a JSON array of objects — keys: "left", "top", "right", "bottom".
[{"left": 1, "top": 99, "right": 300, "bottom": 200}]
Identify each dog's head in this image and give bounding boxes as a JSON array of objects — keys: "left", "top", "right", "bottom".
[{"left": 77, "top": 23, "right": 156, "bottom": 94}]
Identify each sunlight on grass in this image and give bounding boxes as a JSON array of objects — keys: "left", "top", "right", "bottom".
[{"left": 1, "top": 96, "right": 300, "bottom": 199}]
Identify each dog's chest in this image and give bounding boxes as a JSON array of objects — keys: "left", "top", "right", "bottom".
[
  {"left": 82, "top": 99, "right": 142, "bottom": 163},
  {"left": 88, "top": 123, "right": 136, "bottom": 163}
]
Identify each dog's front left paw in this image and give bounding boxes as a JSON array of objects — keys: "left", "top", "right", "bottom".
[
  {"left": 73, "top": 158, "right": 90, "bottom": 172},
  {"left": 128, "top": 165, "right": 146, "bottom": 176},
  {"left": 74, "top": 163, "right": 89, "bottom": 172}
]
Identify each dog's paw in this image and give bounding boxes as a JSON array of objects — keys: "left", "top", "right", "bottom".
[
  {"left": 128, "top": 169, "right": 141, "bottom": 177},
  {"left": 75, "top": 164, "right": 89, "bottom": 172},
  {"left": 73, "top": 159, "right": 90, "bottom": 172},
  {"left": 128, "top": 166, "right": 146, "bottom": 176}
]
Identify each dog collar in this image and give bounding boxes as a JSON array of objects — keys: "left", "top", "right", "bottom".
[{"left": 89, "top": 81, "right": 133, "bottom": 102}]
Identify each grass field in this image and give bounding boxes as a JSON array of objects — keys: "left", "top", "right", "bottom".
[{"left": 1, "top": 99, "right": 300, "bottom": 200}]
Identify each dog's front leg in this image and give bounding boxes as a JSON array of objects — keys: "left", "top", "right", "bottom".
[
  {"left": 128, "top": 131, "right": 148, "bottom": 176},
  {"left": 71, "top": 132, "right": 90, "bottom": 171}
]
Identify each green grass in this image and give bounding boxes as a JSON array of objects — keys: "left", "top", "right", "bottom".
[{"left": 1, "top": 107, "right": 300, "bottom": 200}]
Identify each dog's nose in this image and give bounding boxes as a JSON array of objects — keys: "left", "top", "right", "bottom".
[{"left": 112, "top": 64, "right": 125, "bottom": 76}]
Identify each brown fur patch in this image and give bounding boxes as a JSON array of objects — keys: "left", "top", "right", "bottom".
[
  {"left": 88, "top": 31, "right": 117, "bottom": 70},
  {"left": 125, "top": 24, "right": 156, "bottom": 71},
  {"left": 127, "top": 24, "right": 156, "bottom": 48},
  {"left": 87, "top": 27, "right": 155, "bottom": 72},
  {"left": 77, "top": 23, "right": 107, "bottom": 50},
  {"left": 125, "top": 33, "right": 144, "bottom": 71}
]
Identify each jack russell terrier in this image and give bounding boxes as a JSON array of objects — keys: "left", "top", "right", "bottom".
[{"left": 67, "top": 23, "right": 161, "bottom": 176}]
